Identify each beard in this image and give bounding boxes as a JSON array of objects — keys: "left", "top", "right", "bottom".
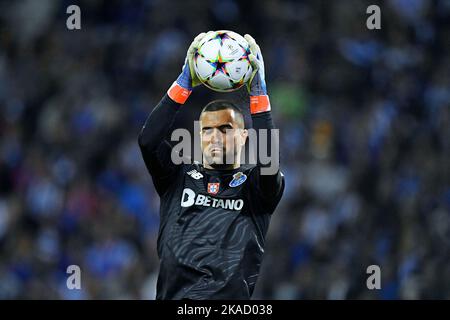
[{"left": 203, "top": 149, "right": 237, "bottom": 169}]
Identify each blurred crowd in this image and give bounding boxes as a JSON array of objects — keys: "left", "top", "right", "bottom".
[{"left": 0, "top": 0, "right": 449, "bottom": 299}]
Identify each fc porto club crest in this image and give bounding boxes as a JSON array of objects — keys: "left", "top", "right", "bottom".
[
  {"left": 229, "top": 172, "right": 247, "bottom": 187},
  {"left": 207, "top": 182, "right": 220, "bottom": 195}
]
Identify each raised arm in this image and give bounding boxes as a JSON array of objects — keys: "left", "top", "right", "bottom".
[
  {"left": 245, "top": 34, "right": 284, "bottom": 206},
  {"left": 138, "top": 32, "right": 209, "bottom": 195}
]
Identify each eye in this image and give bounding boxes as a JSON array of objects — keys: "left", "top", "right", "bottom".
[{"left": 219, "top": 125, "right": 233, "bottom": 133}]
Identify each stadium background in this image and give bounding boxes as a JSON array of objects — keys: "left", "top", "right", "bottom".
[{"left": 0, "top": 0, "right": 448, "bottom": 299}]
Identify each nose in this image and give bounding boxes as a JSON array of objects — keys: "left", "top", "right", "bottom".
[{"left": 210, "top": 128, "right": 222, "bottom": 144}]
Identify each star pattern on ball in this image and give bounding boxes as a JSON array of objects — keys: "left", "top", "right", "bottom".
[
  {"left": 213, "top": 54, "right": 231, "bottom": 76},
  {"left": 215, "top": 31, "right": 231, "bottom": 45}
]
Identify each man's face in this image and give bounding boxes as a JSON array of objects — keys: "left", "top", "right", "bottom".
[{"left": 200, "top": 109, "right": 247, "bottom": 168}]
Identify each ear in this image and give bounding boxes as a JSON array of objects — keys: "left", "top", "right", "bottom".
[{"left": 240, "top": 129, "right": 248, "bottom": 146}]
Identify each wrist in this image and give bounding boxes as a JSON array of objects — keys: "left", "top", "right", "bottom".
[{"left": 248, "top": 78, "right": 268, "bottom": 98}]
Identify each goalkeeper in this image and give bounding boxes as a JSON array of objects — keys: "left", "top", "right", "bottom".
[{"left": 138, "top": 32, "right": 284, "bottom": 299}]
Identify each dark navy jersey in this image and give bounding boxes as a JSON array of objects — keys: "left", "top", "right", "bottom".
[{"left": 138, "top": 95, "right": 284, "bottom": 300}]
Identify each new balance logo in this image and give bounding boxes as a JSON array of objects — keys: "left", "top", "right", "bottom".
[{"left": 187, "top": 169, "right": 203, "bottom": 180}]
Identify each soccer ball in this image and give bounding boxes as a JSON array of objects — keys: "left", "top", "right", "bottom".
[{"left": 193, "top": 30, "right": 253, "bottom": 92}]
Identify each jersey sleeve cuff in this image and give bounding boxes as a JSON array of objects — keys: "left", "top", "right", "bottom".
[
  {"left": 167, "top": 81, "right": 192, "bottom": 104},
  {"left": 250, "top": 95, "right": 271, "bottom": 114}
]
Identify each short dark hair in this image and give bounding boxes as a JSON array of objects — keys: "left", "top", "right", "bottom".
[{"left": 200, "top": 100, "right": 245, "bottom": 128}]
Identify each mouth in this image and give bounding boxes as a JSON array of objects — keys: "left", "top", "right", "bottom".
[{"left": 209, "top": 145, "right": 223, "bottom": 153}]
